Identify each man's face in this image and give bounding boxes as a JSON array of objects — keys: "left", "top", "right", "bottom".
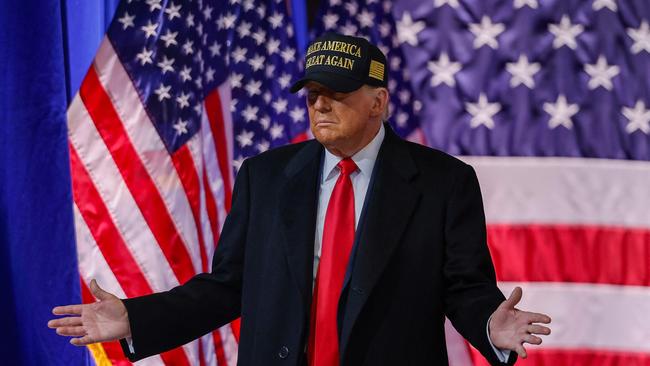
[{"left": 305, "top": 81, "right": 381, "bottom": 157}]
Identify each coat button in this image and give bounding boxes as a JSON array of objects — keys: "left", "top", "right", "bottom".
[{"left": 278, "top": 346, "right": 290, "bottom": 359}]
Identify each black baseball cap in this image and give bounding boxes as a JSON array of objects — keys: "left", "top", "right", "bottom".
[{"left": 290, "top": 33, "right": 388, "bottom": 93}]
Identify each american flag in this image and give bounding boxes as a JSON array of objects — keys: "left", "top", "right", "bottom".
[
  {"left": 313, "top": 0, "right": 650, "bottom": 365},
  {"left": 68, "top": 0, "right": 306, "bottom": 364}
]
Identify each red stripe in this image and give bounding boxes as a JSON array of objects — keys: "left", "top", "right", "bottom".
[
  {"left": 79, "top": 67, "right": 196, "bottom": 284},
  {"left": 170, "top": 145, "right": 209, "bottom": 273},
  {"left": 80, "top": 279, "right": 133, "bottom": 366},
  {"left": 202, "top": 166, "right": 221, "bottom": 250},
  {"left": 72, "top": 146, "right": 192, "bottom": 366},
  {"left": 291, "top": 131, "right": 309, "bottom": 143},
  {"left": 71, "top": 146, "right": 151, "bottom": 297},
  {"left": 470, "top": 348, "right": 650, "bottom": 366},
  {"left": 487, "top": 224, "right": 650, "bottom": 286},
  {"left": 205, "top": 90, "right": 233, "bottom": 212}
]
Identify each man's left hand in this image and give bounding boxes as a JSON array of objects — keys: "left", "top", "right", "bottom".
[{"left": 489, "top": 286, "right": 551, "bottom": 359}]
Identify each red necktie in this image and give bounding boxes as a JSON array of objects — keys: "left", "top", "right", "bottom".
[{"left": 309, "top": 158, "right": 358, "bottom": 366}]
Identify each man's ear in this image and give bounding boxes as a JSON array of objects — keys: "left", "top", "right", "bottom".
[{"left": 369, "top": 87, "right": 389, "bottom": 118}]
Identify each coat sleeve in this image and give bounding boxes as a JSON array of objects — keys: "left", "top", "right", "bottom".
[
  {"left": 119, "top": 159, "right": 251, "bottom": 361},
  {"left": 443, "top": 163, "right": 516, "bottom": 365}
]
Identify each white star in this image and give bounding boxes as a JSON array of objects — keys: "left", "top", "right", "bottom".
[
  {"left": 164, "top": 3, "right": 182, "bottom": 20},
  {"left": 180, "top": 66, "right": 192, "bottom": 82},
  {"left": 469, "top": 16, "right": 505, "bottom": 49},
  {"left": 208, "top": 41, "right": 221, "bottom": 57},
  {"left": 118, "top": 12, "right": 135, "bottom": 29},
  {"left": 434, "top": 0, "right": 459, "bottom": 8},
  {"left": 257, "top": 140, "right": 270, "bottom": 153},
  {"left": 193, "top": 103, "right": 202, "bottom": 115},
  {"left": 242, "top": 0, "right": 255, "bottom": 11},
  {"left": 357, "top": 9, "right": 375, "bottom": 28},
  {"left": 280, "top": 47, "right": 296, "bottom": 63},
  {"left": 136, "top": 48, "right": 154, "bottom": 65},
  {"left": 146, "top": 0, "right": 162, "bottom": 11},
  {"left": 157, "top": 56, "right": 174, "bottom": 74},
  {"left": 252, "top": 29, "right": 266, "bottom": 45},
  {"left": 592, "top": 0, "right": 617, "bottom": 11},
  {"left": 427, "top": 52, "right": 462, "bottom": 87},
  {"left": 194, "top": 76, "right": 202, "bottom": 89},
  {"left": 186, "top": 13, "right": 195, "bottom": 27},
  {"left": 245, "top": 80, "right": 262, "bottom": 97},
  {"left": 544, "top": 94, "right": 579, "bottom": 129},
  {"left": 175, "top": 93, "right": 190, "bottom": 109},
  {"left": 584, "top": 55, "right": 619, "bottom": 90},
  {"left": 263, "top": 92, "right": 272, "bottom": 104},
  {"left": 236, "top": 130, "right": 255, "bottom": 147},
  {"left": 160, "top": 30, "right": 178, "bottom": 47},
  {"left": 205, "top": 67, "right": 215, "bottom": 83},
  {"left": 379, "top": 21, "right": 391, "bottom": 38},
  {"left": 289, "top": 106, "right": 305, "bottom": 123},
  {"left": 259, "top": 115, "right": 271, "bottom": 130},
  {"left": 396, "top": 111, "right": 409, "bottom": 127},
  {"left": 323, "top": 12, "right": 339, "bottom": 30},
  {"left": 230, "top": 99, "right": 238, "bottom": 113},
  {"left": 268, "top": 12, "right": 284, "bottom": 29},
  {"left": 340, "top": 22, "right": 358, "bottom": 36},
  {"left": 513, "top": 0, "right": 538, "bottom": 9},
  {"left": 232, "top": 47, "right": 247, "bottom": 64},
  {"left": 237, "top": 21, "right": 252, "bottom": 39},
  {"left": 272, "top": 98, "right": 288, "bottom": 114},
  {"left": 173, "top": 120, "right": 189, "bottom": 135},
  {"left": 396, "top": 12, "right": 425, "bottom": 46},
  {"left": 247, "top": 54, "right": 265, "bottom": 72},
  {"left": 390, "top": 56, "right": 401, "bottom": 71},
  {"left": 154, "top": 84, "right": 171, "bottom": 101},
  {"left": 141, "top": 21, "right": 158, "bottom": 39},
  {"left": 266, "top": 38, "right": 280, "bottom": 55},
  {"left": 549, "top": 15, "right": 584, "bottom": 50},
  {"left": 465, "top": 93, "right": 501, "bottom": 129},
  {"left": 627, "top": 21, "right": 650, "bottom": 54},
  {"left": 278, "top": 73, "right": 292, "bottom": 89},
  {"left": 221, "top": 12, "right": 237, "bottom": 30},
  {"left": 330, "top": 0, "right": 341, "bottom": 5},
  {"left": 233, "top": 156, "right": 245, "bottom": 171},
  {"left": 506, "top": 55, "right": 540, "bottom": 89},
  {"left": 622, "top": 100, "right": 650, "bottom": 134},
  {"left": 270, "top": 123, "right": 284, "bottom": 139},
  {"left": 398, "top": 89, "right": 411, "bottom": 105},
  {"left": 344, "top": 2, "right": 358, "bottom": 16},
  {"left": 182, "top": 40, "right": 194, "bottom": 55},
  {"left": 265, "top": 64, "right": 276, "bottom": 79},
  {"left": 256, "top": 4, "right": 266, "bottom": 18},
  {"left": 203, "top": 5, "right": 213, "bottom": 20},
  {"left": 229, "top": 73, "right": 243, "bottom": 88},
  {"left": 241, "top": 105, "right": 259, "bottom": 122}
]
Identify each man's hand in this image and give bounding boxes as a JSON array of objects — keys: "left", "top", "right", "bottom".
[
  {"left": 489, "top": 286, "right": 551, "bottom": 359},
  {"left": 48, "top": 279, "right": 131, "bottom": 346}
]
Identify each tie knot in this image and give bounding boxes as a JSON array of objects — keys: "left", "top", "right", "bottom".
[{"left": 337, "top": 158, "right": 358, "bottom": 176}]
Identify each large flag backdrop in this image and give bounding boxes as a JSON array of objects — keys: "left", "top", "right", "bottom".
[
  {"left": 10, "top": 0, "right": 644, "bottom": 365},
  {"left": 311, "top": 0, "right": 650, "bottom": 365}
]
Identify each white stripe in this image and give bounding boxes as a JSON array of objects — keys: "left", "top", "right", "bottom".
[
  {"left": 74, "top": 204, "right": 166, "bottom": 366},
  {"left": 498, "top": 282, "right": 650, "bottom": 353},
  {"left": 460, "top": 156, "right": 650, "bottom": 228},
  {"left": 68, "top": 96, "right": 180, "bottom": 293},
  {"left": 93, "top": 38, "right": 203, "bottom": 274},
  {"left": 219, "top": 325, "right": 239, "bottom": 366},
  {"left": 217, "top": 82, "right": 235, "bottom": 191}
]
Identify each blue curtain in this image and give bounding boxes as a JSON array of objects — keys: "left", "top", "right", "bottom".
[{"left": 0, "top": 0, "right": 117, "bottom": 364}]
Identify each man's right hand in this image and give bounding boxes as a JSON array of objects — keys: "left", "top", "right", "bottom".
[{"left": 48, "top": 279, "right": 131, "bottom": 346}]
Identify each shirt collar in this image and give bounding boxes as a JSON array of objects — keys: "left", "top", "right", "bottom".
[{"left": 322, "top": 123, "right": 385, "bottom": 183}]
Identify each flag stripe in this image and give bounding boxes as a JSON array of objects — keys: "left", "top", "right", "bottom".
[
  {"left": 461, "top": 156, "right": 650, "bottom": 228},
  {"left": 470, "top": 348, "right": 650, "bottom": 366},
  {"left": 94, "top": 39, "right": 203, "bottom": 274},
  {"left": 497, "top": 282, "right": 650, "bottom": 352},
  {"left": 205, "top": 90, "right": 233, "bottom": 212},
  {"left": 79, "top": 66, "right": 196, "bottom": 284},
  {"left": 70, "top": 145, "right": 152, "bottom": 297},
  {"left": 68, "top": 95, "right": 181, "bottom": 292},
  {"left": 488, "top": 224, "right": 650, "bottom": 286}
]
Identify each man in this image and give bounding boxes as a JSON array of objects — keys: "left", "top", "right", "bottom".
[{"left": 49, "top": 33, "right": 550, "bottom": 365}]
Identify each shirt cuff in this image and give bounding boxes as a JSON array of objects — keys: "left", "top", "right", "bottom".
[
  {"left": 487, "top": 315, "right": 511, "bottom": 363},
  {"left": 126, "top": 337, "right": 135, "bottom": 354}
]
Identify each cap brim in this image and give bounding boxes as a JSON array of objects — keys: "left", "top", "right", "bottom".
[{"left": 289, "top": 71, "right": 364, "bottom": 94}]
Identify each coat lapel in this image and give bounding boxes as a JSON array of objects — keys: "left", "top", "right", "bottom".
[
  {"left": 340, "top": 126, "right": 421, "bottom": 355},
  {"left": 278, "top": 140, "right": 323, "bottom": 309}
]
